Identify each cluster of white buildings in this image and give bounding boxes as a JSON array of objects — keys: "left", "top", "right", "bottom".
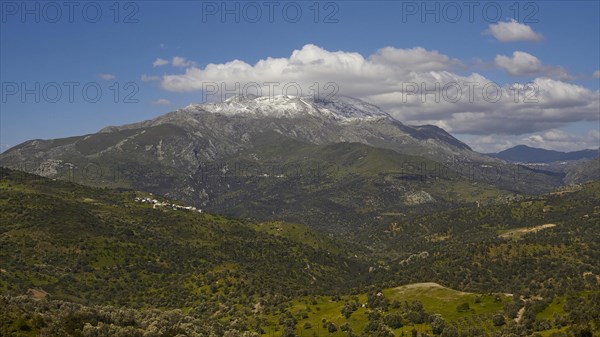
[{"left": 134, "top": 197, "right": 202, "bottom": 213}]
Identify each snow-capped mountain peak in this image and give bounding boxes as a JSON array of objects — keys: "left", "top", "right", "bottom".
[{"left": 183, "top": 95, "right": 392, "bottom": 122}]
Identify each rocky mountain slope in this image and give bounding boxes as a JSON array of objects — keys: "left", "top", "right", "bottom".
[{"left": 0, "top": 95, "right": 564, "bottom": 230}]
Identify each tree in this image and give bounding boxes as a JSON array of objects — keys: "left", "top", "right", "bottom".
[
  {"left": 363, "top": 321, "right": 395, "bottom": 337},
  {"left": 493, "top": 313, "right": 506, "bottom": 327},
  {"left": 367, "top": 292, "right": 389, "bottom": 311},
  {"left": 327, "top": 322, "right": 338, "bottom": 333},
  {"left": 342, "top": 303, "right": 355, "bottom": 319},
  {"left": 384, "top": 313, "right": 404, "bottom": 329},
  {"left": 432, "top": 316, "right": 446, "bottom": 335},
  {"left": 440, "top": 326, "right": 458, "bottom": 337}
]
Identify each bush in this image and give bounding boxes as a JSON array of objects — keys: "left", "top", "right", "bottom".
[
  {"left": 432, "top": 316, "right": 446, "bottom": 335},
  {"left": 440, "top": 326, "right": 458, "bottom": 337},
  {"left": 493, "top": 313, "right": 506, "bottom": 327},
  {"left": 456, "top": 302, "right": 470, "bottom": 312},
  {"left": 384, "top": 313, "right": 403, "bottom": 329}
]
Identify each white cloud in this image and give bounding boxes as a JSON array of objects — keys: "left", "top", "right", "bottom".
[
  {"left": 426, "top": 77, "right": 598, "bottom": 135},
  {"left": 153, "top": 56, "right": 196, "bottom": 68},
  {"left": 172, "top": 56, "right": 195, "bottom": 68},
  {"left": 152, "top": 98, "right": 171, "bottom": 106},
  {"left": 161, "top": 44, "right": 459, "bottom": 94},
  {"left": 467, "top": 129, "right": 600, "bottom": 153},
  {"left": 153, "top": 58, "right": 169, "bottom": 67},
  {"left": 158, "top": 44, "right": 599, "bottom": 136},
  {"left": 495, "top": 51, "right": 542, "bottom": 76},
  {"left": 369, "top": 46, "right": 461, "bottom": 72},
  {"left": 97, "top": 73, "right": 115, "bottom": 81},
  {"left": 484, "top": 19, "right": 543, "bottom": 42},
  {"left": 141, "top": 74, "right": 161, "bottom": 82},
  {"left": 593, "top": 70, "right": 600, "bottom": 78},
  {"left": 494, "top": 51, "right": 571, "bottom": 79}
]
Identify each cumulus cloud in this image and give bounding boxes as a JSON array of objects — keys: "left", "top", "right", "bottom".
[
  {"left": 484, "top": 19, "right": 543, "bottom": 42},
  {"left": 172, "top": 56, "right": 195, "bottom": 68},
  {"left": 494, "top": 51, "right": 571, "bottom": 79},
  {"left": 153, "top": 58, "right": 169, "bottom": 67},
  {"left": 152, "top": 98, "right": 171, "bottom": 106},
  {"left": 594, "top": 70, "right": 600, "bottom": 78},
  {"left": 160, "top": 44, "right": 460, "bottom": 94},
  {"left": 467, "top": 129, "right": 600, "bottom": 153},
  {"left": 141, "top": 74, "right": 161, "bottom": 82},
  {"left": 157, "top": 44, "right": 599, "bottom": 136},
  {"left": 97, "top": 73, "right": 116, "bottom": 80},
  {"left": 495, "top": 51, "right": 542, "bottom": 76},
  {"left": 423, "top": 78, "right": 599, "bottom": 135},
  {"left": 153, "top": 56, "right": 196, "bottom": 68},
  {"left": 368, "top": 46, "right": 461, "bottom": 72}
]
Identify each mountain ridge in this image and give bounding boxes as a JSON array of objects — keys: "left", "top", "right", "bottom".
[
  {"left": 0, "top": 96, "right": 566, "bottom": 231},
  {"left": 96, "top": 95, "right": 473, "bottom": 154},
  {"left": 487, "top": 144, "right": 599, "bottom": 163}
]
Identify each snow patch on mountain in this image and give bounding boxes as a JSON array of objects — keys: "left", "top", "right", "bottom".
[{"left": 182, "top": 95, "right": 392, "bottom": 122}]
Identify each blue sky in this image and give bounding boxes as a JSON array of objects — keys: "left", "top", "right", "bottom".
[{"left": 1, "top": 0, "right": 599, "bottom": 153}]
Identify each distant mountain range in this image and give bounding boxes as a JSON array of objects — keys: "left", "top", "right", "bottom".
[
  {"left": 0, "top": 95, "right": 567, "bottom": 230},
  {"left": 487, "top": 145, "right": 599, "bottom": 163}
]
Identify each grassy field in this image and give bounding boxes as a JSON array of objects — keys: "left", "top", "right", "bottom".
[
  {"left": 535, "top": 297, "right": 565, "bottom": 321},
  {"left": 384, "top": 283, "right": 507, "bottom": 321},
  {"left": 256, "top": 283, "right": 512, "bottom": 336}
]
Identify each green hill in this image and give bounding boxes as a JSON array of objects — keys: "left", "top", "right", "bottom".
[
  {"left": 1, "top": 168, "right": 598, "bottom": 337},
  {"left": 0, "top": 168, "right": 370, "bottom": 307}
]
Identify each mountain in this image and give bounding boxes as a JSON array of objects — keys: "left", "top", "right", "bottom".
[
  {"left": 488, "top": 144, "right": 599, "bottom": 163},
  {"left": 96, "top": 95, "right": 474, "bottom": 159},
  {"left": 564, "top": 157, "right": 600, "bottom": 184},
  {"left": 0, "top": 96, "right": 564, "bottom": 231}
]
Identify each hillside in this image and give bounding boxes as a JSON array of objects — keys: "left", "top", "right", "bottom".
[
  {"left": 353, "top": 180, "right": 600, "bottom": 298},
  {"left": 1, "top": 169, "right": 599, "bottom": 337},
  {"left": 0, "top": 168, "right": 372, "bottom": 307},
  {"left": 564, "top": 157, "right": 600, "bottom": 184},
  {"left": 0, "top": 131, "right": 560, "bottom": 233},
  {"left": 0, "top": 97, "right": 565, "bottom": 234}
]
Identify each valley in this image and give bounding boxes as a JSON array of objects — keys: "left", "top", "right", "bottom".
[{"left": 0, "top": 168, "right": 598, "bottom": 337}]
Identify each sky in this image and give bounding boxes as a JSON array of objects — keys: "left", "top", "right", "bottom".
[{"left": 1, "top": 0, "right": 599, "bottom": 153}]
